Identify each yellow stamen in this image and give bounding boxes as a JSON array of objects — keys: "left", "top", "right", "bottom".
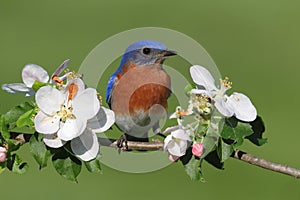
[{"left": 222, "top": 76, "right": 232, "bottom": 89}]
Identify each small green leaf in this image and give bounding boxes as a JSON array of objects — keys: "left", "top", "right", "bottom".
[
  {"left": 30, "top": 133, "right": 51, "bottom": 169},
  {"left": 218, "top": 140, "right": 234, "bottom": 162},
  {"left": 221, "top": 123, "right": 235, "bottom": 140},
  {"left": 184, "top": 156, "right": 201, "bottom": 181},
  {"left": 200, "top": 136, "right": 217, "bottom": 158},
  {"left": 52, "top": 148, "right": 82, "bottom": 182},
  {"left": 235, "top": 123, "right": 253, "bottom": 138},
  {"left": 9, "top": 126, "right": 35, "bottom": 134},
  {"left": 184, "top": 84, "right": 195, "bottom": 96},
  {"left": 0, "top": 162, "right": 6, "bottom": 174},
  {"left": 84, "top": 154, "right": 102, "bottom": 173},
  {"left": 4, "top": 102, "right": 34, "bottom": 130},
  {"left": 16, "top": 109, "right": 35, "bottom": 128},
  {"left": 7, "top": 154, "right": 28, "bottom": 174},
  {"left": 221, "top": 122, "right": 253, "bottom": 148},
  {"left": 32, "top": 81, "right": 48, "bottom": 92},
  {"left": 7, "top": 139, "right": 21, "bottom": 152},
  {"left": 0, "top": 115, "right": 10, "bottom": 140},
  {"left": 200, "top": 126, "right": 219, "bottom": 159}
]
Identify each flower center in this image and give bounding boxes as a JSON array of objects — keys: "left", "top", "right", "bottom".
[
  {"left": 216, "top": 76, "right": 233, "bottom": 97},
  {"left": 57, "top": 104, "right": 75, "bottom": 123},
  {"left": 174, "top": 137, "right": 181, "bottom": 143},
  {"left": 56, "top": 83, "right": 79, "bottom": 123}
]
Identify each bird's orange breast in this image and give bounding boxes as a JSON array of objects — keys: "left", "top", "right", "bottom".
[{"left": 111, "top": 65, "right": 171, "bottom": 117}]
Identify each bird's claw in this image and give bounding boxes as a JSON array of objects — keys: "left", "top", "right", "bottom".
[{"left": 117, "top": 134, "right": 128, "bottom": 152}]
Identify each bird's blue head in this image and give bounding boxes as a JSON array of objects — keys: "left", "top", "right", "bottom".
[
  {"left": 119, "top": 40, "right": 176, "bottom": 67},
  {"left": 106, "top": 40, "right": 176, "bottom": 104}
]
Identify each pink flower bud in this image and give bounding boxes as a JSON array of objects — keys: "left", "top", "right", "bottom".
[
  {"left": 192, "top": 142, "right": 204, "bottom": 157},
  {"left": 0, "top": 147, "right": 7, "bottom": 162}
]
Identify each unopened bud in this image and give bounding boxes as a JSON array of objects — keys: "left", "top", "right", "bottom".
[
  {"left": 192, "top": 142, "right": 204, "bottom": 157},
  {"left": 0, "top": 147, "right": 7, "bottom": 162}
]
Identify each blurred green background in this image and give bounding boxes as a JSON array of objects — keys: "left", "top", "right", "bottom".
[{"left": 1, "top": 0, "right": 300, "bottom": 199}]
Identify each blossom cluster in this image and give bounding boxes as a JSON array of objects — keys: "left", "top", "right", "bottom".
[
  {"left": 163, "top": 65, "right": 257, "bottom": 162},
  {"left": 2, "top": 60, "right": 115, "bottom": 161}
]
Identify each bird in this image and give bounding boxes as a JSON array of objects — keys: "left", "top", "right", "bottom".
[{"left": 106, "top": 40, "right": 176, "bottom": 144}]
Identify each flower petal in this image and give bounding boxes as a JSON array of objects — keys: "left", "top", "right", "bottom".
[
  {"left": 163, "top": 135, "right": 173, "bottom": 151},
  {"left": 73, "top": 88, "right": 100, "bottom": 120},
  {"left": 171, "top": 129, "right": 191, "bottom": 141},
  {"left": 214, "top": 97, "right": 234, "bottom": 117},
  {"left": 87, "top": 107, "right": 115, "bottom": 133},
  {"left": 22, "top": 64, "right": 49, "bottom": 87},
  {"left": 2, "top": 83, "right": 33, "bottom": 95},
  {"left": 57, "top": 118, "right": 86, "bottom": 141},
  {"left": 167, "top": 140, "right": 187, "bottom": 156},
  {"left": 51, "top": 59, "right": 70, "bottom": 80},
  {"left": 190, "top": 65, "right": 217, "bottom": 91},
  {"left": 163, "top": 125, "right": 181, "bottom": 134},
  {"left": 35, "top": 86, "right": 66, "bottom": 115},
  {"left": 168, "top": 153, "right": 180, "bottom": 162},
  {"left": 71, "top": 129, "right": 99, "bottom": 161},
  {"left": 34, "top": 111, "right": 60, "bottom": 134},
  {"left": 65, "top": 78, "right": 86, "bottom": 96},
  {"left": 227, "top": 92, "right": 257, "bottom": 122},
  {"left": 190, "top": 88, "right": 211, "bottom": 96},
  {"left": 43, "top": 134, "right": 66, "bottom": 148}
]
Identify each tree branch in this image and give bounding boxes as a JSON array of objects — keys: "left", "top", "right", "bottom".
[
  {"left": 98, "top": 137, "right": 300, "bottom": 178},
  {"left": 9, "top": 134, "right": 300, "bottom": 178},
  {"left": 232, "top": 150, "right": 300, "bottom": 178}
]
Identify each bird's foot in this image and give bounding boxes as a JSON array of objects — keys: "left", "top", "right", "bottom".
[
  {"left": 117, "top": 134, "right": 128, "bottom": 153},
  {"left": 157, "top": 132, "right": 166, "bottom": 139}
]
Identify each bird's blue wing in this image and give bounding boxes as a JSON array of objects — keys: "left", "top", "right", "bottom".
[{"left": 106, "top": 73, "right": 117, "bottom": 107}]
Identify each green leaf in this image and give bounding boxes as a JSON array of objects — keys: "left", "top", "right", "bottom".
[
  {"left": 84, "top": 154, "right": 102, "bottom": 173},
  {"left": 32, "top": 81, "right": 48, "bottom": 92},
  {"left": 0, "top": 162, "right": 6, "bottom": 174},
  {"left": 200, "top": 126, "right": 219, "bottom": 159},
  {"left": 221, "top": 123, "right": 236, "bottom": 140},
  {"left": 221, "top": 122, "right": 253, "bottom": 148},
  {"left": 52, "top": 148, "right": 82, "bottom": 182},
  {"left": 9, "top": 126, "right": 35, "bottom": 134},
  {"left": 184, "top": 156, "right": 201, "bottom": 181},
  {"left": 16, "top": 109, "right": 35, "bottom": 128},
  {"left": 6, "top": 154, "right": 28, "bottom": 174},
  {"left": 7, "top": 139, "right": 21, "bottom": 152},
  {"left": 200, "top": 136, "right": 217, "bottom": 158},
  {"left": 30, "top": 133, "right": 51, "bottom": 169},
  {"left": 184, "top": 84, "right": 195, "bottom": 96},
  {"left": 218, "top": 140, "right": 234, "bottom": 162},
  {"left": 0, "top": 115, "right": 10, "bottom": 140},
  {"left": 4, "top": 102, "right": 34, "bottom": 130}
]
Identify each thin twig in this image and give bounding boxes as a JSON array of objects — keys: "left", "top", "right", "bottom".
[
  {"left": 98, "top": 137, "right": 300, "bottom": 179},
  {"left": 232, "top": 150, "right": 300, "bottom": 178}
]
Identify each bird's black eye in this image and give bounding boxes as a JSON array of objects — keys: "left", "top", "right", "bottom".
[{"left": 142, "top": 47, "right": 151, "bottom": 55}]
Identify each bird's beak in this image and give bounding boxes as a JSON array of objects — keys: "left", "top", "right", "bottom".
[{"left": 163, "top": 50, "right": 177, "bottom": 57}]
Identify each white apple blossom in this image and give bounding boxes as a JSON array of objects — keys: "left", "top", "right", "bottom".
[
  {"left": 164, "top": 129, "right": 191, "bottom": 162},
  {"left": 34, "top": 78, "right": 115, "bottom": 161},
  {"left": 2, "top": 59, "right": 70, "bottom": 96},
  {"left": 189, "top": 65, "right": 257, "bottom": 122}
]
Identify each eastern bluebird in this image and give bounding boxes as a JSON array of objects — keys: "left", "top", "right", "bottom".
[{"left": 106, "top": 40, "right": 176, "bottom": 142}]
